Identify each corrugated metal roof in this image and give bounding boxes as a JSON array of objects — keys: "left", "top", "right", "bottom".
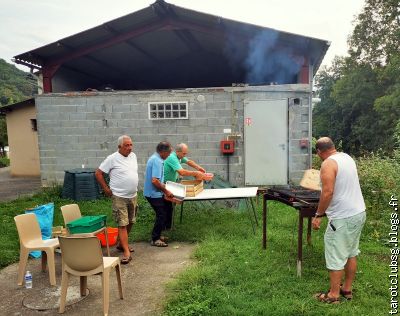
[{"left": 14, "top": 0, "right": 330, "bottom": 90}]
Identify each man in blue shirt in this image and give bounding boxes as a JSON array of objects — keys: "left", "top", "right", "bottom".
[{"left": 144, "top": 141, "right": 174, "bottom": 247}]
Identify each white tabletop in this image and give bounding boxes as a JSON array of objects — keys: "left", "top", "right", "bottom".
[{"left": 183, "top": 187, "right": 258, "bottom": 201}]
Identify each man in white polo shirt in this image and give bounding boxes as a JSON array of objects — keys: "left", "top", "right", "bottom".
[{"left": 95, "top": 135, "right": 138, "bottom": 264}]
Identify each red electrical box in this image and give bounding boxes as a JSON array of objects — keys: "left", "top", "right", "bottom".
[
  {"left": 220, "top": 140, "right": 235, "bottom": 154},
  {"left": 299, "top": 138, "right": 309, "bottom": 148}
]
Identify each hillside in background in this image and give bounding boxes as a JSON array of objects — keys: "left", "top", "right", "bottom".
[
  {"left": 0, "top": 58, "right": 36, "bottom": 106},
  {"left": 0, "top": 58, "right": 37, "bottom": 153}
]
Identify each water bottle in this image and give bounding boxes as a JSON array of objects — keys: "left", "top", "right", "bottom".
[{"left": 24, "top": 271, "right": 32, "bottom": 289}]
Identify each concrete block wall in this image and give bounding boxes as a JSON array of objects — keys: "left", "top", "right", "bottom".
[{"left": 35, "top": 85, "right": 311, "bottom": 187}]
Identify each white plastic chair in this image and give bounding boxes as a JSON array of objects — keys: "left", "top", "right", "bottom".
[
  {"left": 58, "top": 236, "right": 123, "bottom": 315},
  {"left": 14, "top": 213, "right": 59, "bottom": 286}
]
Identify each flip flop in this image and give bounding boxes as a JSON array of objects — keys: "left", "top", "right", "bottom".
[
  {"left": 120, "top": 256, "right": 132, "bottom": 265},
  {"left": 151, "top": 239, "right": 168, "bottom": 247},
  {"left": 160, "top": 236, "right": 169, "bottom": 243},
  {"left": 314, "top": 291, "right": 341, "bottom": 304},
  {"left": 116, "top": 245, "right": 135, "bottom": 253},
  {"left": 340, "top": 288, "right": 353, "bottom": 300}
]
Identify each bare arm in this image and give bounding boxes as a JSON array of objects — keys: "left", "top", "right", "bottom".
[
  {"left": 177, "top": 168, "right": 203, "bottom": 178},
  {"left": 312, "top": 159, "right": 337, "bottom": 230},
  {"left": 151, "top": 177, "right": 173, "bottom": 198},
  {"left": 95, "top": 168, "right": 112, "bottom": 197},
  {"left": 186, "top": 160, "right": 206, "bottom": 173}
]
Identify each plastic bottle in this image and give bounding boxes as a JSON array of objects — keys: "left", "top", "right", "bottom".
[{"left": 24, "top": 271, "right": 32, "bottom": 289}]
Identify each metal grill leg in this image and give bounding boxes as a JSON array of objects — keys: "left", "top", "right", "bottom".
[{"left": 297, "top": 213, "right": 304, "bottom": 277}]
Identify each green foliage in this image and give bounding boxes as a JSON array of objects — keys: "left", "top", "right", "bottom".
[
  {"left": 348, "top": 0, "right": 400, "bottom": 65},
  {"left": 313, "top": 2, "right": 400, "bottom": 156},
  {"left": 0, "top": 156, "right": 10, "bottom": 167},
  {"left": 314, "top": 59, "right": 400, "bottom": 155},
  {"left": 0, "top": 58, "right": 37, "bottom": 150},
  {"left": 330, "top": 63, "right": 383, "bottom": 154},
  {"left": 313, "top": 57, "right": 348, "bottom": 142},
  {"left": 0, "top": 116, "right": 7, "bottom": 154},
  {"left": 357, "top": 151, "right": 400, "bottom": 243},
  {"left": 0, "top": 59, "right": 36, "bottom": 106}
]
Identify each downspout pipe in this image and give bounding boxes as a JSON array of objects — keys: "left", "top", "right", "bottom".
[{"left": 309, "top": 64, "right": 314, "bottom": 168}]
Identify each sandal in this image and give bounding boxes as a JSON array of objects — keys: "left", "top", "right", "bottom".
[
  {"left": 340, "top": 288, "right": 353, "bottom": 300},
  {"left": 160, "top": 236, "right": 169, "bottom": 243},
  {"left": 120, "top": 256, "right": 132, "bottom": 265},
  {"left": 314, "top": 291, "right": 341, "bottom": 304},
  {"left": 151, "top": 239, "right": 168, "bottom": 247},
  {"left": 116, "top": 245, "right": 135, "bottom": 253}
]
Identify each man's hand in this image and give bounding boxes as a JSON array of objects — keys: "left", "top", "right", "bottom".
[
  {"left": 197, "top": 167, "right": 206, "bottom": 173},
  {"left": 194, "top": 171, "right": 206, "bottom": 180},
  {"left": 164, "top": 189, "right": 174, "bottom": 199},
  {"left": 312, "top": 217, "right": 322, "bottom": 230},
  {"left": 103, "top": 187, "right": 112, "bottom": 197}
]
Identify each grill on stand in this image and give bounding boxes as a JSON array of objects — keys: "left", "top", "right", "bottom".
[{"left": 260, "top": 186, "right": 321, "bottom": 277}]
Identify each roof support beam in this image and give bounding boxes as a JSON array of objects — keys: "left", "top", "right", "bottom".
[
  {"left": 43, "top": 17, "right": 249, "bottom": 69},
  {"left": 13, "top": 59, "right": 42, "bottom": 71},
  {"left": 56, "top": 41, "right": 124, "bottom": 76},
  {"left": 42, "top": 65, "right": 60, "bottom": 93},
  {"left": 47, "top": 20, "right": 168, "bottom": 67},
  {"left": 173, "top": 29, "right": 203, "bottom": 52},
  {"left": 103, "top": 23, "right": 160, "bottom": 63},
  {"left": 125, "top": 40, "right": 160, "bottom": 63}
]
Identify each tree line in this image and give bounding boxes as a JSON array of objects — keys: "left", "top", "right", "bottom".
[
  {"left": 313, "top": 0, "right": 400, "bottom": 156},
  {"left": 0, "top": 58, "right": 37, "bottom": 155}
]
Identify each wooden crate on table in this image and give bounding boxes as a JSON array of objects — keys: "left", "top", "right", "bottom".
[{"left": 180, "top": 180, "right": 203, "bottom": 197}]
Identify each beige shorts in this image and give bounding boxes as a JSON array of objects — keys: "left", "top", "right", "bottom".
[{"left": 111, "top": 195, "right": 138, "bottom": 227}]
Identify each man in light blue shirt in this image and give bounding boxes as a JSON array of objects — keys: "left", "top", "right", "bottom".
[{"left": 144, "top": 141, "right": 174, "bottom": 247}]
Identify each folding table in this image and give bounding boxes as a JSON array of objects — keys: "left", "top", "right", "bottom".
[{"left": 178, "top": 187, "right": 259, "bottom": 233}]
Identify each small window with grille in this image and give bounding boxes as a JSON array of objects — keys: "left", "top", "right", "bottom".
[{"left": 148, "top": 101, "right": 188, "bottom": 120}]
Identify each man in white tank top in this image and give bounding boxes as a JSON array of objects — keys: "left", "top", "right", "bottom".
[{"left": 312, "top": 137, "right": 366, "bottom": 303}]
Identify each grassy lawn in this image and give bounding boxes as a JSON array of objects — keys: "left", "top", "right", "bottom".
[{"left": 0, "top": 186, "right": 389, "bottom": 315}]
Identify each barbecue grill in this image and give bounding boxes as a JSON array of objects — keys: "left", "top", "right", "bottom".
[{"left": 260, "top": 186, "right": 321, "bottom": 277}]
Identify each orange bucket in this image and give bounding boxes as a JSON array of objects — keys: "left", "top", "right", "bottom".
[{"left": 96, "top": 227, "right": 118, "bottom": 247}]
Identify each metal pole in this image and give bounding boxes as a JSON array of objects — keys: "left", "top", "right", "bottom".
[
  {"left": 227, "top": 155, "right": 230, "bottom": 182},
  {"left": 262, "top": 194, "right": 267, "bottom": 249}
]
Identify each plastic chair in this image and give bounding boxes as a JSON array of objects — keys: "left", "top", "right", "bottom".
[
  {"left": 14, "top": 213, "right": 60, "bottom": 286},
  {"left": 58, "top": 236, "right": 123, "bottom": 315},
  {"left": 61, "top": 204, "right": 110, "bottom": 256},
  {"left": 60, "top": 204, "right": 81, "bottom": 225}
]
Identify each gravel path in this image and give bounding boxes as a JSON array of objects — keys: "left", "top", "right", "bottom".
[{"left": 0, "top": 167, "right": 42, "bottom": 202}]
